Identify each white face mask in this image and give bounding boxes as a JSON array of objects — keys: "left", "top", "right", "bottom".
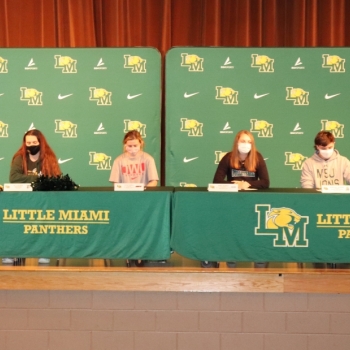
[
  {"left": 126, "top": 146, "right": 140, "bottom": 156},
  {"left": 319, "top": 148, "right": 334, "bottom": 159},
  {"left": 238, "top": 143, "right": 252, "bottom": 154}
]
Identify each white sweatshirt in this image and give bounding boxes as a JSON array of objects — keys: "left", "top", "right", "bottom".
[{"left": 300, "top": 150, "right": 350, "bottom": 188}]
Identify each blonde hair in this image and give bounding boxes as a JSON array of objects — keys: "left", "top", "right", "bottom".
[
  {"left": 230, "top": 130, "right": 259, "bottom": 172},
  {"left": 123, "top": 130, "right": 144, "bottom": 151}
]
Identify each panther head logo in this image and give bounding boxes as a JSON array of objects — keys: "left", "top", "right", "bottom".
[{"left": 267, "top": 207, "right": 301, "bottom": 230}]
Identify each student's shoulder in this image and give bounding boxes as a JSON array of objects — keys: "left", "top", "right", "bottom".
[
  {"left": 217, "top": 152, "right": 231, "bottom": 166},
  {"left": 221, "top": 152, "right": 232, "bottom": 160},
  {"left": 142, "top": 152, "right": 155, "bottom": 161},
  {"left": 338, "top": 154, "right": 350, "bottom": 164},
  {"left": 12, "top": 154, "right": 23, "bottom": 164},
  {"left": 113, "top": 153, "right": 126, "bottom": 163},
  {"left": 256, "top": 151, "right": 266, "bottom": 161},
  {"left": 301, "top": 154, "right": 318, "bottom": 168}
]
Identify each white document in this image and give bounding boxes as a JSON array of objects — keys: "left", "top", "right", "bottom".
[
  {"left": 114, "top": 183, "right": 145, "bottom": 191},
  {"left": 321, "top": 185, "right": 350, "bottom": 193},
  {"left": 3, "top": 183, "right": 33, "bottom": 191},
  {"left": 207, "top": 183, "right": 238, "bottom": 192}
]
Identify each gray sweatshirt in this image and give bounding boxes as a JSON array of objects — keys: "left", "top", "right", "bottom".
[{"left": 300, "top": 149, "right": 350, "bottom": 188}]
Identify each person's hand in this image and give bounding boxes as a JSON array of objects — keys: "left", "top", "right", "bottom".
[
  {"left": 232, "top": 180, "right": 251, "bottom": 190},
  {"left": 241, "top": 181, "right": 251, "bottom": 190}
]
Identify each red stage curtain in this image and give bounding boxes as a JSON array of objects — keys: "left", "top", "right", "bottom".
[
  {"left": 0, "top": 0, "right": 349, "bottom": 51},
  {"left": 1, "top": 0, "right": 349, "bottom": 184}
]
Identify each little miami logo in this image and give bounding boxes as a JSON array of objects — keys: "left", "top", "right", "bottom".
[
  {"left": 251, "top": 54, "right": 274, "bottom": 72},
  {"left": 322, "top": 54, "right": 345, "bottom": 73},
  {"left": 180, "top": 53, "right": 204, "bottom": 72},
  {"left": 89, "top": 152, "right": 111, "bottom": 170},
  {"left": 284, "top": 152, "right": 307, "bottom": 170},
  {"left": 0, "top": 121, "right": 9, "bottom": 137},
  {"left": 20, "top": 88, "right": 43, "bottom": 106},
  {"left": 286, "top": 87, "right": 309, "bottom": 105},
  {"left": 89, "top": 88, "right": 112, "bottom": 105},
  {"left": 54, "top": 55, "right": 77, "bottom": 73},
  {"left": 55, "top": 120, "right": 78, "bottom": 138},
  {"left": 0, "top": 56, "right": 8, "bottom": 73},
  {"left": 124, "top": 120, "right": 146, "bottom": 138},
  {"left": 255, "top": 205, "right": 309, "bottom": 247},
  {"left": 2, "top": 209, "right": 109, "bottom": 235},
  {"left": 124, "top": 55, "right": 146, "bottom": 73},
  {"left": 180, "top": 118, "right": 203, "bottom": 137},
  {"left": 321, "top": 120, "right": 344, "bottom": 138},
  {"left": 250, "top": 119, "right": 273, "bottom": 137},
  {"left": 215, "top": 86, "right": 238, "bottom": 105}
]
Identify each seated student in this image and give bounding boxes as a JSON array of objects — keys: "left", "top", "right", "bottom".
[
  {"left": 109, "top": 130, "right": 158, "bottom": 187},
  {"left": 207, "top": 130, "right": 269, "bottom": 269},
  {"left": 213, "top": 130, "right": 270, "bottom": 189},
  {"left": 109, "top": 130, "right": 159, "bottom": 267},
  {"left": 301, "top": 131, "right": 350, "bottom": 188},
  {"left": 3, "top": 129, "right": 61, "bottom": 265}
]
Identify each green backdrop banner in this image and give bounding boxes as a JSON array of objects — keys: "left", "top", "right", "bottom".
[
  {"left": 171, "top": 188, "right": 350, "bottom": 263},
  {"left": 165, "top": 48, "right": 350, "bottom": 187},
  {"left": 0, "top": 48, "right": 161, "bottom": 186},
  {"left": 0, "top": 189, "right": 172, "bottom": 259}
]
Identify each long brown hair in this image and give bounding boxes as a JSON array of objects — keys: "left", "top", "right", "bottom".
[
  {"left": 12, "top": 129, "right": 61, "bottom": 177},
  {"left": 230, "top": 130, "right": 259, "bottom": 172}
]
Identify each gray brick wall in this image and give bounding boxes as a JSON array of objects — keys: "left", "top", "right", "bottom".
[{"left": 0, "top": 291, "right": 349, "bottom": 350}]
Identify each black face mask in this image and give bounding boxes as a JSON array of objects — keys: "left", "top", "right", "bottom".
[{"left": 26, "top": 145, "right": 40, "bottom": 155}]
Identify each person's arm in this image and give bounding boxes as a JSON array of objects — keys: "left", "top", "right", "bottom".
[
  {"left": 300, "top": 159, "right": 315, "bottom": 188},
  {"left": 147, "top": 180, "right": 158, "bottom": 187},
  {"left": 342, "top": 157, "right": 350, "bottom": 185},
  {"left": 213, "top": 153, "right": 231, "bottom": 183},
  {"left": 145, "top": 155, "right": 159, "bottom": 187},
  {"left": 9, "top": 156, "right": 37, "bottom": 183},
  {"left": 109, "top": 158, "right": 121, "bottom": 183},
  {"left": 245, "top": 153, "right": 270, "bottom": 189}
]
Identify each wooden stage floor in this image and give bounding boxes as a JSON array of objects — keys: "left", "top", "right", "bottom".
[{"left": 1, "top": 254, "right": 350, "bottom": 294}]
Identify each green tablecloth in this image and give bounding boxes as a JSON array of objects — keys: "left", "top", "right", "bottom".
[
  {"left": 0, "top": 188, "right": 172, "bottom": 259},
  {"left": 171, "top": 188, "right": 350, "bottom": 263}
]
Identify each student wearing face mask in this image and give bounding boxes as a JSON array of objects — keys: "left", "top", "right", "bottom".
[
  {"left": 109, "top": 130, "right": 159, "bottom": 186},
  {"left": 205, "top": 130, "right": 270, "bottom": 269},
  {"left": 213, "top": 130, "right": 270, "bottom": 189},
  {"left": 3, "top": 129, "right": 61, "bottom": 265},
  {"left": 9, "top": 129, "right": 61, "bottom": 184},
  {"left": 301, "top": 130, "right": 350, "bottom": 188},
  {"left": 109, "top": 130, "right": 159, "bottom": 267}
]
